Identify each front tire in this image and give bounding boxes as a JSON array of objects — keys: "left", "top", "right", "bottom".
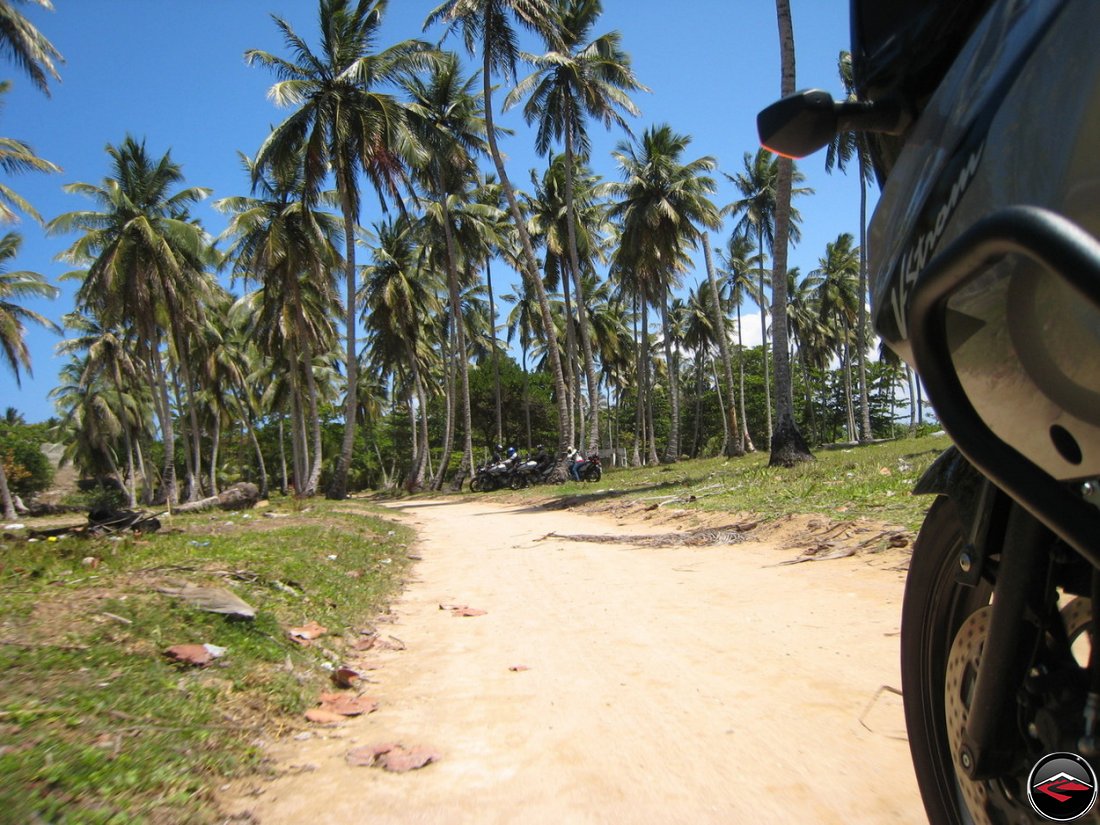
[{"left": 902, "top": 497, "right": 995, "bottom": 823}]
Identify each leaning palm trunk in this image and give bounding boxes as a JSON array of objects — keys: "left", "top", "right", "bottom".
[
  {"left": 328, "top": 178, "right": 359, "bottom": 499},
  {"left": 757, "top": 228, "right": 773, "bottom": 442},
  {"left": 660, "top": 298, "right": 680, "bottom": 462},
  {"left": 486, "top": 258, "right": 504, "bottom": 447},
  {"left": 111, "top": 360, "right": 138, "bottom": 507},
  {"left": 702, "top": 236, "right": 743, "bottom": 456},
  {"left": 564, "top": 131, "right": 601, "bottom": 454},
  {"left": 299, "top": 338, "right": 324, "bottom": 497},
  {"left": 481, "top": 50, "right": 571, "bottom": 474}
]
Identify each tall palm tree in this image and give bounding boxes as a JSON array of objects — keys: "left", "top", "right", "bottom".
[
  {"left": 767, "top": 0, "right": 813, "bottom": 466},
  {"left": 505, "top": 0, "right": 646, "bottom": 453},
  {"left": 826, "top": 50, "right": 874, "bottom": 443},
  {"left": 401, "top": 53, "right": 491, "bottom": 487},
  {"left": 0, "top": 0, "right": 62, "bottom": 95},
  {"left": 48, "top": 137, "right": 215, "bottom": 505},
  {"left": 0, "top": 229, "right": 56, "bottom": 517},
  {"left": 361, "top": 216, "right": 442, "bottom": 490},
  {"left": 812, "top": 232, "right": 861, "bottom": 442},
  {"left": 216, "top": 154, "right": 343, "bottom": 496},
  {"left": 56, "top": 311, "right": 142, "bottom": 505},
  {"left": 605, "top": 123, "right": 720, "bottom": 462},
  {"left": 716, "top": 229, "right": 759, "bottom": 453},
  {"left": 247, "top": 0, "right": 433, "bottom": 499},
  {"left": 425, "top": 0, "right": 574, "bottom": 474},
  {"left": 724, "top": 148, "right": 810, "bottom": 444}
]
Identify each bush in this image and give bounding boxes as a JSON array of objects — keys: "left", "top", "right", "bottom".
[{"left": 0, "top": 428, "right": 54, "bottom": 498}]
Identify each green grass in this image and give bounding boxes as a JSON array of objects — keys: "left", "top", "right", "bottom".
[
  {"left": 0, "top": 500, "right": 413, "bottom": 824},
  {"left": 495, "top": 433, "right": 950, "bottom": 532}
]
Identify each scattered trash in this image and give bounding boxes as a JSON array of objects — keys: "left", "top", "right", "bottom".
[
  {"left": 3, "top": 523, "right": 24, "bottom": 530},
  {"left": 81, "top": 557, "right": 99, "bottom": 568},
  {"left": 304, "top": 708, "right": 345, "bottom": 725},
  {"left": 188, "top": 540, "right": 212, "bottom": 548},
  {"left": 287, "top": 620, "right": 327, "bottom": 644},
  {"left": 164, "top": 643, "right": 227, "bottom": 667},
  {"left": 346, "top": 742, "right": 440, "bottom": 772},
  {"left": 155, "top": 581, "right": 257, "bottom": 620},
  {"left": 509, "top": 665, "right": 530, "bottom": 672}
]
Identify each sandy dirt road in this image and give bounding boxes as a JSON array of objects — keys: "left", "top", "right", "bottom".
[{"left": 228, "top": 498, "right": 925, "bottom": 824}]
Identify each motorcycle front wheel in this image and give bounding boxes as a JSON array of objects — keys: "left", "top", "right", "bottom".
[{"left": 900, "top": 496, "right": 1099, "bottom": 824}]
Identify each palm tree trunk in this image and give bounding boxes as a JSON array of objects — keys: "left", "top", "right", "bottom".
[
  {"left": 151, "top": 337, "right": 178, "bottom": 507},
  {"left": 736, "top": 303, "right": 756, "bottom": 452},
  {"left": 758, "top": 229, "right": 772, "bottom": 442},
  {"left": 559, "top": 261, "right": 578, "bottom": 446},
  {"left": 660, "top": 298, "right": 680, "bottom": 462},
  {"left": 300, "top": 340, "right": 323, "bottom": 497},
  {"left": 521, "top": 346, "right": 532, "bottom": 450},
  {"left": 171, "top": 369, "right": 197, "bottom": 502},
  {"left": 564, "top": 130, "right": 601, "bottom": 455},
  {"left": 433, "top": 323, "right": 457, "bottom": 491},
  {"left": 175, "top": 353, "right": 205, "bottom": 499},
  {"left": 0, "top": 460, "right": 16, "bottom": 521},
  {"left": 278, "top": 416, "right": 289, "bottom": 496},
  {"left": 440, "top": 195, "right": 474, "bottom": 490},
  {"left": 209, "top": 421, "right": 220, "bottom": 496},
  {"left": 769, "top": 0, "right": 814, "bottom": 467},
  {"left": 481, "top": 45, "right": 570, "bottom": 476},
  {"left": 328, "top": 174, "right": 359, "bottom": 500},
  {"left": 233, "top": 389, "right": 268, "bottom": 499},
  {"left": 712, "top": 358, "right": 729, "bottom": 453},
  {"left": 702, "top": 235, "right": 743, "bottom": 456},
  {"left": 111, "top": 360, "right": 138, "bottom": 508},
  {"left": 856, "top": 165, "right": 872, "bottom": 442},
  {"left": 486, "top": 258, "right": 503, "bottom": 447},
  {"left": 691, "top": 354, "right": 703, "bottom": 457},
  {"left": 642, "top": 301, "right": 659, "bottom": 465},
  {"left": 631, "top": 294, "right": 642, "bottom": 467}
]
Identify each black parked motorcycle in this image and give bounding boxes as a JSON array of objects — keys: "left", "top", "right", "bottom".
[{"left": 759, "top": 1, "right": 1100, "bottom": 821}]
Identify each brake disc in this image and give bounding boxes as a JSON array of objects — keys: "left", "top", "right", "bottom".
[
  {"left": 945, "top": 605, "right": 996, "bottom": 824},
  {"left": 945, "top": 599, "right": 1097, "bottom": 824}
]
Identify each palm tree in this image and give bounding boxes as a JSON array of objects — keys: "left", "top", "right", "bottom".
[
  {"left": 0, "top": 229, "right": 56, "bottom": 517},
  {"left": 425, "top": 0, "right": 574, "bottom": 474},
  {"left": 725, "top": 148, "right": 810, "bottom": 444},
  {"left": 605, "top": 124, "right": 720, "bottom": 462},
  {"left": 361, "top": 216, "right": 442, "bottom": 489},
  {"left": 0, "top": 0, "right": 62, "bottom": 95},
  {"left": 48, "top": 137, "right": 214, "bottom": 505},
  {"left": 56, "top": 311, "right": 142, "bottom": 505},
  {"left": 401, "top": 53, "right": 491, "bottom": 487},
  {"left": 505, "top": 0, "right": 646, "bottom": 453},
  {"left": 216, "top": 154, "right": 343, "bottom": 496},
  {"left": 826, "top": 50, "right": 874, "bottom": 443},
  {"left": 247, "top": 0, "right": 433, "bottom": 499},
  {"left": 766, "top": 0, "right": 813, "bottom": 466},
  {"left": 716, "top": 229, "right": 759, "bottom": 452},
  {"left": 812, "top": 232, "right": 861, "bottom": 442}
]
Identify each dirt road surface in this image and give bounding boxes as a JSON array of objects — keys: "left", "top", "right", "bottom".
[{"left": 227, "top": 498, "right": 924, "bottom": 824}]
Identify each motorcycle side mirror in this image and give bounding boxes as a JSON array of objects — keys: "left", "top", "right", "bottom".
[{"left": 756, "top": 88, "right": 908, "bottom": 159}]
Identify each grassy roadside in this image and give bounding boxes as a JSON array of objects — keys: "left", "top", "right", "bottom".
[
  {"left": 490, "top": 432, "right": 951, "bottom": 533},
  {"left": 0, "top": 500, "right": 413, "bottom": 824}
]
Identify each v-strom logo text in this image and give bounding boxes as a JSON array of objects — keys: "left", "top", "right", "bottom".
[{"left": 889, "top": 141, "right": 984, "bottom": 340}]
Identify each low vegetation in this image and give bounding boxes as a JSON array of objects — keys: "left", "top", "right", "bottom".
[
  {"left": 496, "top": 432, "right": 950, "bottom": 533},
  {"left": 0, "top": 500, "right": 413, "bottom": 824}
]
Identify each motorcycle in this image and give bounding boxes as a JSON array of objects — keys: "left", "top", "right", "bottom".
[
  {"left": 569, "top": 451, "right": 602, "bottom": 483},
  {"left": 470, "top": 452, "right": 519, "bottom": 492},
  {"left": 759, "top": 1, "right": 1100, "bottom": 821}
]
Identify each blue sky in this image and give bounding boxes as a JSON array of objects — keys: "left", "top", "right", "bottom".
[{"left": 5, "top": 0, "right": 869, "bottom": 423}]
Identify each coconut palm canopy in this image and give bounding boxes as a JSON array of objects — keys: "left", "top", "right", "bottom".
[{"left": 3, "top": 1, "right": 887, "bottom": 497}]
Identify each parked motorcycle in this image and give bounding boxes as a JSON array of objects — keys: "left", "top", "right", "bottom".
[{"left": 758, "top": 1, "right": 1100, "bottom": 821}]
